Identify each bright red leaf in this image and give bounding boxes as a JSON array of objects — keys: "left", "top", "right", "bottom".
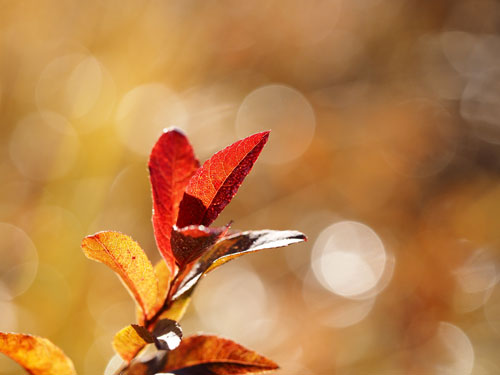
[
  {"left": 176, "top": 131, "right": 270, "bottom": 227},
  {"left": 149, "top": 128, "right": 200, "bottom": 273}
]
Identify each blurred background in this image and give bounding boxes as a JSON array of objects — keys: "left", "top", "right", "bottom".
[{"left": 1, "top": 0, "right": 500, "bottom": 374}]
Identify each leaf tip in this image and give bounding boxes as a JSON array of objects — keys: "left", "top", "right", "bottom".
[
  {"left": 162, "top": 126, "right": 186, "bottom": 136},
  {"left": 257, "top": 129, "right": 271, "bottom": 141},
  {"left": 80, "top": 232, "right": 98, "bottom": 250}
]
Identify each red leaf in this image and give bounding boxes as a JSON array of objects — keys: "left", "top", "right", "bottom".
[
  {"left": 149, "top": 128, "right": 200, "bottom": 273},
  {"left": 177, "top": 131, "right": 270, "bottom": 227},
  {"left": 171, "top": 224, "right": 229, "bottom": 267},
  {"left": 161, "top": 335, "right": 279, "bottom": 374}
]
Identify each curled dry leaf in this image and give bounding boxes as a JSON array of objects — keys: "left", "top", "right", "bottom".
[
  {"left": 149, "top": 128, "right": 200, "bottom": 273},
  {"left": 177, "top": 131, "right": 270, "bottom": 227},
  {"left": 161, "top": 335, "right": 278, "bottom": 374},
  {"left": 81, "top": 231, "right": 158, "bottom": 320},
  {"left": 173, "top": 230, "right": 306, "bottom": 300},
  {"left": 152, "top": 319, "right": 183, "bottom": 351},
  {"left": 0, "top": 332, "right": 76, "bottom": 375},
  {"left": 152, "top": 230, "right": 305, "bottom": 325}
]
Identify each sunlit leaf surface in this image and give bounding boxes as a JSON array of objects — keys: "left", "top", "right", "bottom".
[
  {"left": 81, "top": 231, "right": 158, "bottom": 320},
  {"left": 177, "top": 131, "right": 270, "bottom": 227},
  {"left": 0, "top": 332, "right": 76, "bottom": 375},
  {"left": 149, "top": 128, "right": 200, "bottom": 273},
  {"left": 154, "top": 259, "right": 172, "bottom": 311}
]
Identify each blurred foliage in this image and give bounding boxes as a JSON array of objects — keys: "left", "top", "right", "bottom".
[{"left": 1, "top": 0, "right": 500, "bottom": 374}]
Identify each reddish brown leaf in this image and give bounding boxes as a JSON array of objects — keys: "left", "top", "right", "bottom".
[
  {"left": 176, "top": 131, "right": 270, "bottom": 227},
  {"left": 152, "top": 319, "right": 183, "bottom": 351},
  {"left": 81, "top": 231, "right": 158, "bottom": 320},
  {"left": 161, "top": 335, "right": 278, "bottom": 374},
  {"left": 204, "top": 363, "right": 277, "bottom": 374},
  {"left": 171, "top": 225, "right": 229, "bottom": 267},
  {"left": 0, "top": 332, "right": 76, "bottom": 375},
  {"left": 149, "top": 128, "right": 200, "bottom": 273},
  {"left": 173, "top": 230, "right": 306, "bottom": 300},
  {"left": 171, "top": 363, "right": 276, "bottom": 374}
]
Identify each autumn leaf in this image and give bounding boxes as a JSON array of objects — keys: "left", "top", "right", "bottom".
[
  {"left": 161, "top": 335, "right": 278, "bottom": 374},
  {"left": 154, "top": 292, "right": 192, "bottom": 324},
  {"left": 176, "top": 131, "right": 270, "bottom": 227},
  {"left": 173, "top": 230, "right": 306, "bottom": 300},
  {"left": 171, "top": 224, "right": 229, "bottom": 267},
  {"left": 81, "top": 231, "right": 158, "bottom": 320},
  {"left": 113, "top": 325, "right": 155, "bottom": 363},
  {"left": 167, "top": 363, "right": 276, "bottom": 374},
  {"left": 154, "top": 259, "right": 172, "bottom": 311},
  {"left": 148, "top": 231, "right": 305, "bottom": 332},
  {"left": 136, "top": 259, "right": 172, "bottom": 326},
  {"left": 78, "top": 129, "right": 306, "bottom": 371},
  {"left": 0, "top": 332, "right": 76, "bottom": 375},
  {"left": 113, "top": 320, "right": 182, "bottom": 363},
  {"left": 149, "top": 128, "right": 200, "bottom": 273},
  {"left": 152, "top": 319, "right": 183, "bottom": 351}
]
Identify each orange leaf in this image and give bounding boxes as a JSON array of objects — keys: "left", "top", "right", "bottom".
[
  {"left": 162, "top": 335, "right": 278, "bottom": 374},
  {"left": 81, "top": 231, "right": 158, "bottom": 320},
  {"left": 0, "top": 332, "right": 76, "bottom": 375}
]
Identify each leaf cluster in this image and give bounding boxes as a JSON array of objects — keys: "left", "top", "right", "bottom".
[{"left": 0, "top": 129, "right": 306, "bottom": 375}]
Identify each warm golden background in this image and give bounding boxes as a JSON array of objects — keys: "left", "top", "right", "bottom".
[{"left": 1, "top": 1, "right": 500, "bottom": 374}]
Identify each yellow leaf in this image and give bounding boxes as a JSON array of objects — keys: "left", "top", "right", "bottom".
[
  {"left": 0, "top": 332, "right": 76, "bottom": 375},
  {"left": 157, "top": 293, "right": 191, "bottom": 322},
  {"left": 81, "top": 231, "right": 158, "bottom": 320},
  {"left": 112, "top": 325, "right": 154, "bottom": 363},
  {"left": 153, "top": 259, "right": 171, "bottom": 313},
  {"left": 136, "top": 259, "right": 171, "bottom": 325}
]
